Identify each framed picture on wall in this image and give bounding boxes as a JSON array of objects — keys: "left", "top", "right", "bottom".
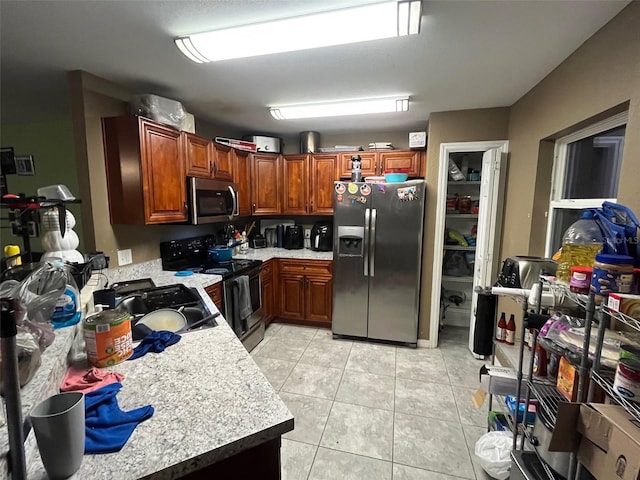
[{"left": 15, "top": 155, "right": 35, "bottom": 176}]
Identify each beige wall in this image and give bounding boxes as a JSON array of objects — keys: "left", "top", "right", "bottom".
[
  {"left": 504, "top": 1, "right": 640, "bottom": 261},
  {"left": 68, "top": 71, "right": 244, "bottom": 266},
  {"left": 500, "top": 2, "right": 639, "bottom": 335},
  {"left": 419, "top": 108, "right": 511, "bottom": 340}
]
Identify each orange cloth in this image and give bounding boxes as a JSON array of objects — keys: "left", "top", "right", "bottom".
[{"left": 60, "top": 366, "right": 125, "bottom": 394}]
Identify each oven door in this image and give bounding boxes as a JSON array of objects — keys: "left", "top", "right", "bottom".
[
  {"left": 189, "top": 177, "right": 239, "bottom": 224},
  {"left": 223, "top": 267, "right": 263, "bottom": 339}
]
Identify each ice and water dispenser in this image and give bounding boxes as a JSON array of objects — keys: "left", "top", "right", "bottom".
[{"left": 337, "top": 226, "right": 364, "bottom": 256}]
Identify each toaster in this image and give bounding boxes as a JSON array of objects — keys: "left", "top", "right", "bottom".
[{"left": 495, "top": 256, "right": 558, "bottom": 289}]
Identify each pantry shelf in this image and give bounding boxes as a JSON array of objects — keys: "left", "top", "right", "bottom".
[
  {"left": 540, "top": 276, "right": 591, "bottom": 310},
  {"left": 443, "top": 245, "right": 476, "bottom": 251},
  {"left": 442, "top": 275, "right": 474, "bottom": 283},
  {"left": 527, "top": 379, "right": 567, "bottom": 427},
  {"left": 591, "top": 370, "right": 640, "bottom": 423},
  {"left": 445, "top": 213, "right": 479, "bottom": 219},
  {"left": 447, "top": 181, "right": 481, "bottom": 186},
  {"left": 602, "top": 305, "right": 640, "bottom": 332}
]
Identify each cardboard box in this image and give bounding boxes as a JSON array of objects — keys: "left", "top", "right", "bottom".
[
  {"left": 551, "top": 403, "right": 640, "bottom": 480},
  {"left": 608, "top": 293, "right": 640, "bottom": 320}
]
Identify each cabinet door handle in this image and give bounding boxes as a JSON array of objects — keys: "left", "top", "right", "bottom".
[
  {"left": 252, "top": 203, "right": 256, "bottom": 213},
  {"left": 184, "top": 202, "right": 188, "bottom": 211},
  {"left": 213, "top": 162, "right": 217, "bottom": 175}
]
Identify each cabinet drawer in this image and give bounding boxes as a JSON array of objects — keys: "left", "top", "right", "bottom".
[
  {"left": 278, "top": 259, "right": 332, "bottom": 276},
  {"left": 205, "top": 283, "right": 224, "bottom": 311},
  {"left": 261, "top": 259, "right": 274, "bottom": 281}
]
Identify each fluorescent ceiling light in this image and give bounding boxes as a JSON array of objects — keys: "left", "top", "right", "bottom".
[
  {"left": 175, "top": 1, "right": 422, "bottom": 63},
  {"left": 270, "top": 97, "right": 410, "bottom": 120}
]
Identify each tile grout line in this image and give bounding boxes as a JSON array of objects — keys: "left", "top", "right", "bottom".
[
  {"left": 306, "top": 336, "right": 353, "bottom": 480},
  {"left": 391, "top": 345, "right": 397, "bottom": 475}
]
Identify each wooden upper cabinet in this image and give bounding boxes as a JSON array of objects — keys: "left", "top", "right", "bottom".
[
  {"left": 232, "top": 149, "right": 252, "bottom": 217},
  {"left": 183, "top": 133, "right": 212, "bottom": 177},
  {"left": 212, "top": 143, "right": 234, "bottom": 181},
  {"left": 338, "top": 152, "right": 377, "bottom": 178},
  {"left": 103, "top": 116, "right": 187, "bottom": 224},
  {"left": 310, "top": 154, "right": 338, "bottom": 215},
  {"left": 338, "top": 150, "right": 424, "bottom": 178},
  {"left": 282, "top": 154, "right": 309, "bottom": 215},
  {"left": 379, "top": 150, "right": 422, "bottom": 177},
  {"left": 251, "top": 154, "right": 281, "bottom": 215}
]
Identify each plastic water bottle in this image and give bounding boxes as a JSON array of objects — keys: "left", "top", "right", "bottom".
[{"left": 556, "top": 211, "right": 604, "bottom": 283}]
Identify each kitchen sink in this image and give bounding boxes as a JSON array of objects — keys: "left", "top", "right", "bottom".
[{"left": 113, "top": 283, "right": 217, "bottom": 340}]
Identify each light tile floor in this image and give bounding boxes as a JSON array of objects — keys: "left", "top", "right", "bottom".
[{"left": 252, "top": 324, "right": 494, "bottom": 480}]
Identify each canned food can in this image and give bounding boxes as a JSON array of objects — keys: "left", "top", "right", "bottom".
[
  {"left": 83, "top": 310, "right": 133, "bottom": 367},
  {"left": 614, "top": 358, "right": 640, "bottom": 400}
]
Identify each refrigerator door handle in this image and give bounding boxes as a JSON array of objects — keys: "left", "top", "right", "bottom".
[
  {"left": 370, "top": 208, "right": 377, "bottom": 277},
  {"left": 364, "top": 208, "right": 370, "bottom": 277}
]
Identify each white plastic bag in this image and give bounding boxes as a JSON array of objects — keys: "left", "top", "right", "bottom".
[{"left": 474, "top": 431, "right": 512, "bottom": 480}]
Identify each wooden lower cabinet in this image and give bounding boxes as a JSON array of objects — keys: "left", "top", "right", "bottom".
[
  {"left": 205, "top": 283, "right": 224, "bottom": 313},
  {"left": 275, "top": 259, "right": 332, "bottom": 327},
  {"left": 260, "top": 259, "right": 276, "bottom": 325}
]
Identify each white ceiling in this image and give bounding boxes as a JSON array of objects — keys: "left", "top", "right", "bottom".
[{"left": 0, "top": 0, "right": 629, "bottom": 136}]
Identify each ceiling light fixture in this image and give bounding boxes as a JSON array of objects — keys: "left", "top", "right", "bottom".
[
  {"left": 269, "top": 97, "right": 410, "bottom": 120},
  {"left": 175, "top": 1, "right": 422, "bottom": 63}
]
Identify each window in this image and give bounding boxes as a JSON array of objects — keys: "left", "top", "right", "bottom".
[{"left": 545, "top": 112, "right": 627, "bottom": 256}]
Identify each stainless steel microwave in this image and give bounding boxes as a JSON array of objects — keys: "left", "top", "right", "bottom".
[{"left": 188, "top": 177, "right": 239, "bottom": 224}]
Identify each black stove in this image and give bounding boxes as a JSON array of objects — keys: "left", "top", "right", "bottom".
[{"left": 160, "top": 236, "right": 262, "bottom": 280}]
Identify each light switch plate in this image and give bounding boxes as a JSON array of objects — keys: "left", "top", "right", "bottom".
[
  {"left": 117, "top": 248, "right": 132, "bottom": 266},
  {"left": 304, "top": 229, "right": 311, "bottom": 239}
]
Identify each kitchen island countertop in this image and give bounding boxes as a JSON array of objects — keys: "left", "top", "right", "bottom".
[{"left": 22, "top": 270, "right": 293, "bottom": 479}]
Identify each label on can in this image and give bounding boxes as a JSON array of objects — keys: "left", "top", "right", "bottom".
[
  {"left": 614, "top": 359, "right": 640, "bottom": 399},
  {"left": 83, "top": 310, "right": 133, "bottom": 367}
]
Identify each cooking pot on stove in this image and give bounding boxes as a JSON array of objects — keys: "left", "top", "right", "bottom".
[{"left": 208, "top": 246, "right": 233, "bottom": 262}]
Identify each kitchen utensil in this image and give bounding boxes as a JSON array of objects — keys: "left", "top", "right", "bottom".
[
  {"left": 208, "top": 246, "right": 233, "bottom": 262},
  {"left": 176, "top": 312, "right": 221, "bottom": 333},
  {"left": 137, "top": 308, "right": 187, "bottom": 333},
  {"left": 300, "top": 131, "right": 320, "bottom": 153}
]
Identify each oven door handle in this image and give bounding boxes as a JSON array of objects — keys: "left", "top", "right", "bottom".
[{"left": 228, "top": 185, "right": 239, "bottom": 218}]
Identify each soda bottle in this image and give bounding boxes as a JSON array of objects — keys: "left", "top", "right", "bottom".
[{"left": 555, "top": 211, "right": 604, "bottom": 283}]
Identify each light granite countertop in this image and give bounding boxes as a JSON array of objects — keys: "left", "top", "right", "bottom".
[
  {"left": 236, "top": 247, "right": 332, "bottom": 262},
  {"left": 5, "top": 261, "right": 293, "bottom": 479}
]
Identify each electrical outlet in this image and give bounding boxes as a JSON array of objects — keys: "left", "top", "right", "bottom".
[
  {"left": 304, "top": 229, "right": 311, "bottom": 239},
  {"left": 117, "top": 248, "right": 132, "bottom": 266}
]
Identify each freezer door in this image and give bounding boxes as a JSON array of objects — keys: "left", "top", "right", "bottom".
[
  {"left": 332, "top": 182, "right": 370, "bottom": 338},
  {"left": 367, "top": 181, "right": 425, "bottom": 343}
]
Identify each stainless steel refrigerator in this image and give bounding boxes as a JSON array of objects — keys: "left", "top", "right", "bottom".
[{"left": 332, "top": 180, "right": 425, "bottom": 345}]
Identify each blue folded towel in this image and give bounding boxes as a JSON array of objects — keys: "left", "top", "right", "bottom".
[
  {"left": 85, "top": 383, "right": 154, "bottom": 454},
  {"left": 128, "top": 330, "right": 181, "bottom": 360}
]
